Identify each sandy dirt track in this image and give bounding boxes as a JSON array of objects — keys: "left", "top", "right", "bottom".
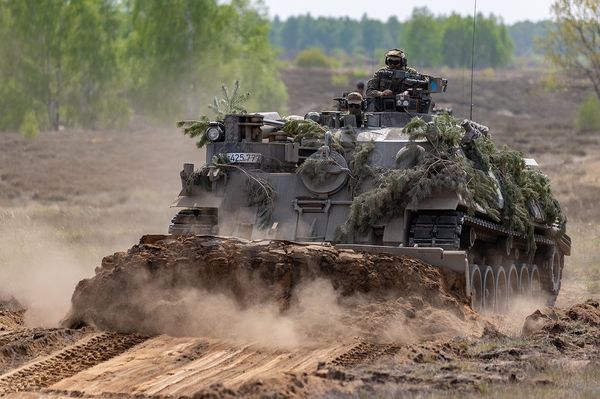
[{"left": 2, "top": 299, "right": 600, "bottom": 398}]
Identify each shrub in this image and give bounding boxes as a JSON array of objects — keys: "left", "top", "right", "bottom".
[
  {"left": 483, "top": 67, "right": 495, "bottom": 79},
  {"left": 539, "top": 73, "right": 563, "bottom": 92},
  {"left": 350, "top": 68, "right": 370, "bottom": 79},
  {"left": 576, "top": 94, "right": 600, "bottom": 132},
  {"left": 19, "top": 110, "right": 39, "bottom": 139},
  {"left": 331, "top": 73, "right": 350, "bottom": 87},
  {"left": 294, "top": 48, "right": 336, "bottom": 69},
  {"left": 331, "top": 48, "right": 351, "bottom": 67}
]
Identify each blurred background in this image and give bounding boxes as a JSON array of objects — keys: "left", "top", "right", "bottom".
[{"left": 0, "top": 0, "right": 598, "bottom": 323}]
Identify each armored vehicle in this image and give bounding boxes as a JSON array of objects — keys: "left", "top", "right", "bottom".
[{"left": 170, "top": 72, "right": 571, "bottom": 312}]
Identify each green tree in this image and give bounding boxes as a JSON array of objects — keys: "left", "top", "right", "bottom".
[
  {"left": 576, "top": 94, "right": 600, "bottom": 131},
  {"left": 441, "top": 14, "right": 471, "bottom": 68},
  {"left": 508, "top": 20, "right": 552, "bottom": 57},
  {"left": 295, "top": 47, "right": 335, "bottom": 68},
  {"left": 402, "top": 8, "right": 443, "bottom": 68},
  {"left": 270, "top": 9, "right": 515, "bottom": 69},
  {"left": 0, "top": 0, "right": 126, "bottom": 131},
  {"left": 473, "top": 14, "right": 513, "bottom": 68},
  {"left": 127, "top": 0, "right": 286, "bottom": 120},
  {"left": 440, "top": 13, "right": 513, "bottom": 69},
  {"left": 543, "top": 0, "right": 600, "bottom": 100}
]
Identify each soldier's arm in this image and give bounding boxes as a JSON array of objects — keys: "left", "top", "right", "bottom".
[{"left": 366, "top": 72, "right": 381, "bottom": 97}]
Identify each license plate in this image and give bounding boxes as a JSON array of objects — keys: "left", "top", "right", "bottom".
[{"left": 226, "top": 153, "right": 262, "bottom": 163}]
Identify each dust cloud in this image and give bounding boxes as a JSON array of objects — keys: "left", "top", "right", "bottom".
[
  {"left": 0, "top": 208, "right": 92, "bottom": 327},
  {"left": 63, "top": 236, "right": 485, "bottom": 348},
  {"left": 139, "top": 279, "right": 351, "bottom": 348},
  {"left": 86, "top": 273, "right": 478, "bottom": 349},
  {"left": 494, "top": 296, "right": 548, "bottom": 336}
]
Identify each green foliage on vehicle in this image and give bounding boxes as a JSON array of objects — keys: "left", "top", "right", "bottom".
[
  {"left": 178, "top": 80, "right": 251, "bottom": 149},
  {"left": 338, "top": 113, "right": 565, "bottom": 252}
]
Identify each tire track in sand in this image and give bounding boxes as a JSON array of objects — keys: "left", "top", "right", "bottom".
[
  {"left": 330, "top": 342, "right": 401, "bottom": 368},
  {"left": 0, "top": 332, "right": 147, "bottom": 395}
]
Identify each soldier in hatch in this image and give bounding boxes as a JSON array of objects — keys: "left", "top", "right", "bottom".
[
  {"left": 366, "top": 49, "right": 420, "bottom": 97},
  {"left": 345, "top": 92, "right": 364, "bottom": 127}
]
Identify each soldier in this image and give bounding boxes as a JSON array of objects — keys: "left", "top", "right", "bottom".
[
  {"left": 356, "top": 81, "right": 365, "bottom": 97},
  {"left": 345, "top": 92, "right": 364, "bottom": 127},
  {"left": 366, "top": 49, "right": 419, "bottom": 97}
]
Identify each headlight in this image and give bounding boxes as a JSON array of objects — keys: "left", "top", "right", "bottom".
[{"left": 206, "top": 126, "right": 223, "bottom": 142}]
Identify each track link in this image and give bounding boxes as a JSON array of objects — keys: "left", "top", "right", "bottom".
[
  {"left": 408, "top": 210, "right": 562, "bottom": 249},
  {"left": 0, "top": 332, "right": 147, "bottom": 395}
]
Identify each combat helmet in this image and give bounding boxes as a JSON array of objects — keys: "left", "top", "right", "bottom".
[
  {"left": 385, "top": 49, "right": 408, "bottom": 68},
  {"left": 346, "top": 92, "right": 363, "bottom": 105}
]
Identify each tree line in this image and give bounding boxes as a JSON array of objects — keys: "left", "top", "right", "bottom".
[
  {"left": 0, "top": 0, "right": 286, "bottom": 132},
  {"left": 271, "top": 8, "right": 552, "bottom": 68},
  {"left": 1, "top": 0, "right": 592, "bottom": 134}
]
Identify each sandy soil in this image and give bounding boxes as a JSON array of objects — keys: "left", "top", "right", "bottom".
[{"left": 0, "top": 67, "right": 599, "bottom": 397}]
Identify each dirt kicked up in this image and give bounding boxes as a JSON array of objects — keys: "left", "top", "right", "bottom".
[
  {"left": 0, "top": 235, "right": 597, "bottom": 398},
  {"left": 62, "top": 235, "right": 482, "bottom": 345}
]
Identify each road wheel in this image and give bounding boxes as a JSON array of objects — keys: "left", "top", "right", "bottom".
[
  {"left": 482, "top": 266, "right": 495, "bottom": 313},
  {"left": 530, "top": 265, "right": 542, "bottom": 298},
  {"left": 470, "top": 264, "right": 483, "bottom": 312},
  {"left": 494, "top": 266, "right": 508, "bottom": 313},
  {"left": 519, "top": 265, "right": 530, "bottom": 296},
  {"left": 507, "top": 264, "right": 519, "bottom": 309}
]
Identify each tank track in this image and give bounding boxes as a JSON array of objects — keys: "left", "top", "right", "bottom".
[
  {"left": 408, "top": 210, "right": 568, "bottom": 312},
  {"left": 408, "top": 211, "right": 566, "bottom": 250}
]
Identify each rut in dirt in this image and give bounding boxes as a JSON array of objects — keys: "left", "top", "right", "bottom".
[{"left": 0, "top": 332, "right": 147, "bottom": 396}]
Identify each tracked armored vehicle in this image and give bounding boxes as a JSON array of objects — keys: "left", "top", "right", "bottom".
[{"left": 170, "top": 72, "right": 571, "bottom": 312}]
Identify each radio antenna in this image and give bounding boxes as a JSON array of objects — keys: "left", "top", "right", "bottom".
[{"left": 469, "top": 0, "right": 477, "bottom": 120}]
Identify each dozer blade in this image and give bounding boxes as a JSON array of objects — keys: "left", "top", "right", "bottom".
[{"left": 335, "top": 244, "right": 470, "bottom": 294}]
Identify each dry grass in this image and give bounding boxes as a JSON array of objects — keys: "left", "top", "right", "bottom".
[
  {"left": 558, "top": 222, "right": 600, "bottom": 306},
  {"left": 362, "top": 361, "right": 600, "bottom": 399}
]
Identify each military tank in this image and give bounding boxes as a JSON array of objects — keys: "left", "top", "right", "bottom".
[{"left": 170, "top": 72, "right": 571, "bottom": 313}]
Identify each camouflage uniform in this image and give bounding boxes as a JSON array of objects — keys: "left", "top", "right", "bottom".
[
  {"left": 366, "top": 65, "right": 419, "bottom": 97},
  {"left": 366, "top": 49, "right": 419, "bottom": 97}
]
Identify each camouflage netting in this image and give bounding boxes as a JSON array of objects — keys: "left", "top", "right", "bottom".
[{"left": 339, "top": 113, "right": 565, "bottom": 252}]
